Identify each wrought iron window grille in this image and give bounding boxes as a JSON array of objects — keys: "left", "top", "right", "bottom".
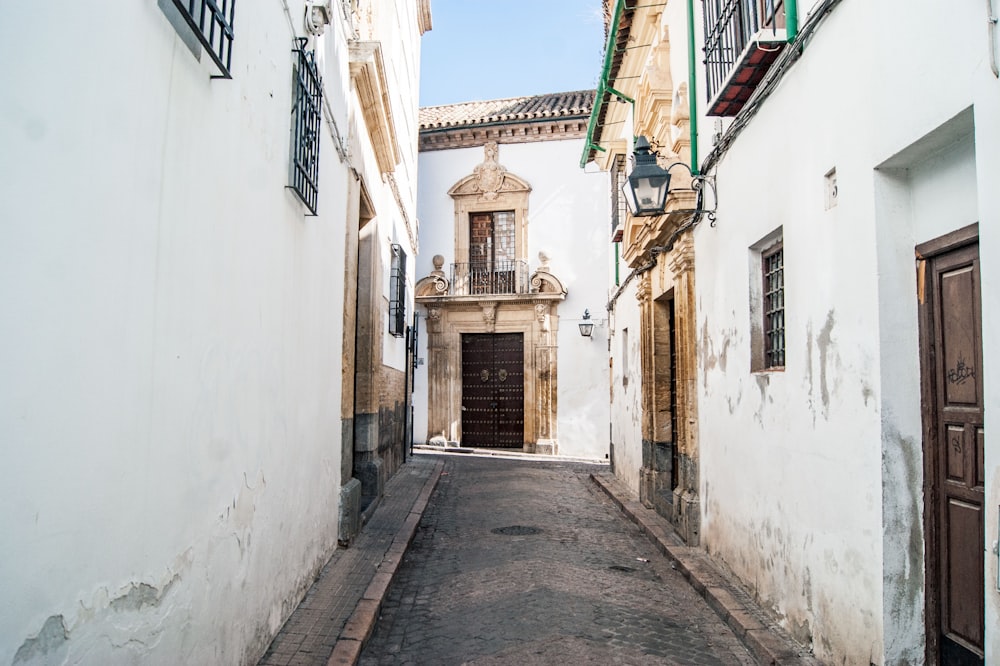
[
  {"left": 762, "top": 243, "right": 785, "bottom": 368},
  {"left": 702, "top": 0, "right": 787, "bottom": 115},
  {"left": 389, "top": 244, "right": 407, "bottom": 338},
  {"left": 289, "top": 39, "right": 323, "bottom": 215},
  {"left": 171, "top": 0, "right": 235, "bottom": 78}
]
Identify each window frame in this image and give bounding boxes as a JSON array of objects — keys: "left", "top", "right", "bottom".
[
  {"left": 761, "top": 242, "right": 785, "bottom": 369},
  {"left": 389, "top": 244, "right": 407, "bottom": 338},
  {"left": 289, "top": 39, "right": 323, "bottom": 215}
]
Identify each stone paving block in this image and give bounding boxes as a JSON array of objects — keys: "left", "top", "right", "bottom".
[
  {"left": 361, "top": 571, "right": 395, "bottom": 602},
  {"left": 340, "top": 598, "right": 380, "bottom": 642},
  {"left": 324, "top": 639, "right": 362, "bottom": 666}
]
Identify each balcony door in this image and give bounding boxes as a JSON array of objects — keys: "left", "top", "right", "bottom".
[{"left": 469, "top": 211, "right": 516, "bottom": 294}]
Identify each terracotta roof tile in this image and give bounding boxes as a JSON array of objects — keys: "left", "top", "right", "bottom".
[{"left": 420, "top": 90, "right": 595, "bottom": 130}]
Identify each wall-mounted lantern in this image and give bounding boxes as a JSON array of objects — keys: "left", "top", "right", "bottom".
[
  {"left": 622, "top": 136, "right": 717, "bottom": 224},
  {"left": 623, "top": 136, "right": 671, "bottom": 216},
  {"left": 579, "top": 309, "right": 595, "bottom": 338}
]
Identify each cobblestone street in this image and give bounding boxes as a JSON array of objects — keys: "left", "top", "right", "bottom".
[{"left": 358, "top": 453, "right": 759, "bottom": 665}]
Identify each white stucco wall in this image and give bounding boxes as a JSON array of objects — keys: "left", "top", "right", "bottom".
[
  {"left": 0, "top": 1, "right": 423, "bottom": 663},
  {"left": 413, "top": 137, "right": 611, "bottom": 459},
  {"left": 608, "top": 278, "right": 644, "bottom": 492},
  {"left": 693, "top": 0, "right": 1000, "bottom": 663}
]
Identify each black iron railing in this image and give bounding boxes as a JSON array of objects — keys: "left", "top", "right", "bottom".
[
  {"left": 451, "top": 260, "right": 529, "bottom": 296},
  {"left": 290, "top": 40, "right": 323, "bottom": 215},
  {"left": 172, "top": 0, "right": 235, "bottom": 78},
  {"left": 702, "top": 0, "right": 783, "bottom": 103}
]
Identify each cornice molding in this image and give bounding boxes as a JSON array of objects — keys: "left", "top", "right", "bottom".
[
  {"left": 419, "top": 118, "right": 590, "bottom": 152},
  {"left": 349, "top": 40, "right": 400, "bottom": 173}
]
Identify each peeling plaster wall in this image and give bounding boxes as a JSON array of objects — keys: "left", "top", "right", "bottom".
[
  {"left": 609, "top": 284, "right": 644, "bottom": 494},
  {"left": 694, "top": 0, "right": 1000, "bottom": 663},
  {"left": 0, "top": 1, "right": 424, "bottom": 663},
  {"left": 875, "top": 126, "right": 978, "bottom": 664},
  {"left": 696, "top": 3, "right": 884, "bottom": 663},
  {"left": 413, "top": 138, "right": 611, "bottom": 460}
]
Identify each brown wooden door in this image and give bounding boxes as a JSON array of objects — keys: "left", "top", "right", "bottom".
[
  {"left": 919, "top": 227, "right": 985, "bottom": 665},
  {"left": 461, "top": 333, "right": 524, "bottom": 448}
]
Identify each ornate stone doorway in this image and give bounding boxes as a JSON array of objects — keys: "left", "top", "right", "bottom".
[{"left": 460, "top": 333, "right": 525, "bottom": 448}]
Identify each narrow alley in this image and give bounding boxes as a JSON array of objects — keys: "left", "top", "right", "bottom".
[{"left": 261, "top": 452, "right": 818, "bottom": 665}]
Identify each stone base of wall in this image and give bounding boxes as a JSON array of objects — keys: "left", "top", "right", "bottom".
[
  {"left": 338, "top": 478, "right": 362, "bottom": 547},
  {"left": 535, "top": 439, "right": 558, "bottom": 455},
  {"left": 672, "top": 488, "right": 700, "bottom": 546},
  {"left": 639, "top": 439, "right": 674, "bottom": 518}
]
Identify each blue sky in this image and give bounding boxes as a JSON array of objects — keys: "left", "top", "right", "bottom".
[{"left": 419, "top": 0, "right": 607, "bottom": 107}]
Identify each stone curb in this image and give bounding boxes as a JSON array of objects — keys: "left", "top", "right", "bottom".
[
  {"left": 590, "top": 472, "right": 822, "bottom": 666},
  {"left": 326, "top": 460, "right": 444, "bottom": 666}
]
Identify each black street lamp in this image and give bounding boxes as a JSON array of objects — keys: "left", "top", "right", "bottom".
[
  {"left": 578, "top": 309, "right": 595, "bottom": 338},
  {"left": 623, "top": 136, "right": 672, "bottom": 216}
]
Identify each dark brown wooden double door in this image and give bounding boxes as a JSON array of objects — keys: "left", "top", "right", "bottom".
[
  {"left": 919, "top": 226, "right": 985, "bottom": 665},
  {"left": 461, "top": 333, "right": 524, "bottom": 448}
]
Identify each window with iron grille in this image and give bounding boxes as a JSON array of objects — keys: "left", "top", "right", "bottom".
[
  {"left": 290, "top": 40, "right": 323, "bottom": 215},
  {"left": 762, "top": 243, "right": 785, "bottom": 368},
  {"left": 389, "top": 244, "right": 407, "bottom": 338},
  {"left": 171, "top": 0, "right": 235, "bottom": 78},
  {"left": 611, "top": 154, "right": 628, "bottom": 241}
]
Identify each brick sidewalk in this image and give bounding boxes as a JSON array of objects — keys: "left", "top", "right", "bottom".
[{"left": 257, "top": 456, "right": 443, "bottom": 666}]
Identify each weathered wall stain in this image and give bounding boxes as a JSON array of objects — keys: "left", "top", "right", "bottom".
[
  {"left": 754, "top": 373, "right": 770, "bottom": 426},
  {"left": 13, "top": 615, "right": 67, "bottom": 665},
  {"left": 817, "top": 310, "right": 836, "bottom": 418},
  {"left": 861, "top": 382, "right": 875, "bottom": 407},
  {"left": 109, "top": 577, "right": 178, "bottom": 613},
  {"left": 881, "top": 418, "right": 926, "bottom": 663}
]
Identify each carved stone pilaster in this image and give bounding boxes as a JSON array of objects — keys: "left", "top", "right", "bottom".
[
  {"left": 481, "top": 302, "right": 497, "bottom": 332},
  {"left": 668, "top": 231, "right": 695, "bottom": 277},
  {"left": 426, "top": 307, "right": 442, "bottom": 333}
]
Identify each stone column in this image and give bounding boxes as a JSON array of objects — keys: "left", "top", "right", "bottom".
[
  {"left": 668, "top": 231, "right": 700, "bottom": 546},
  {"left": 533, "top": 303, "right": 557, "bottom": 455}
]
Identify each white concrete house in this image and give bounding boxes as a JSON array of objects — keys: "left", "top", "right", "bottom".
[
  {"left": 586, "top": 0, "right": 1000, "bottom": 663},
  {"left": 0, "top": 1, "right": 428, "bottom": 663},
  {"left": 412, "top": 92, "right": 612, "bottom": 462}
]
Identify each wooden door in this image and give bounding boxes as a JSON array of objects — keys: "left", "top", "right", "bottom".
[
  {"left": 918, "top": 225, "right": 985, "bottom": 665},
  {"left": 461, "top": 333, "right": 524, "bottom": 448}
]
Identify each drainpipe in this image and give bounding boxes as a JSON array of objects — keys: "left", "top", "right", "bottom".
[
  {"left": 989, "top": 0, "right": 999, "bottom": 78},
  {"left": 580, "top": 0, "right": 628, "bottom": 168},
  {"left": 615, "top": 242, "right": 620, "bottom": 286},
  {"left": 687, "top": 0, "right": 699, "bottom": 173},
  {"left": 787, "top": 0, "right": 799, "bottom": 42}
]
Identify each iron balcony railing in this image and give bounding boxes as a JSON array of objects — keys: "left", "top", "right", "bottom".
[
  {"left": 451, "top": 260, "right": 529, "bottom": 296},
  {"left": 703, "top": 0, "right": 783, "bottom": 104}
]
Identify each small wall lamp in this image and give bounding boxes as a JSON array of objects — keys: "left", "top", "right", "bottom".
[
  {"left": 579, "top": 309, "right": 595, "bottom": 338},
  {"left": 623, "top": 135, "right": 717, "bottom": 224}
]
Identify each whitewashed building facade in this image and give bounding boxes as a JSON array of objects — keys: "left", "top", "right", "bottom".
[
  {"left": 0, "top": 1, "right": 428, "bottom": 663},
  {"left": 586, "top": 0, "right": 1000, "bottom": 663},
  {"left": 413, "top": 92, "right": 612, "bottom": 461}
]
